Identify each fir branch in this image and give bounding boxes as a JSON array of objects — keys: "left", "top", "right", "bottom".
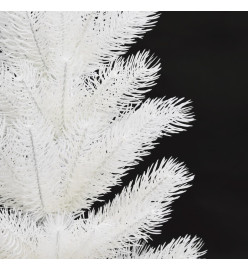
[
  {"left": 73, "top": 158, "right": 194, "bottom": 258},
  {"left": 59, "top": 97, "right": 194, "bottom": 211},
  {"left": 115, "top": 236, "right": 206, "bottom": 259},
  {"left": 29, "top": 130, "right": 45, "bottom": 212}
]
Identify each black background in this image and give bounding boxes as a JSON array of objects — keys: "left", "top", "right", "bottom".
[
  {"left": 94, "top": 12, "right": 248, "bottom": 259},
  {"left": 135, "top": 11, "right": 248, "bottom": 259}
]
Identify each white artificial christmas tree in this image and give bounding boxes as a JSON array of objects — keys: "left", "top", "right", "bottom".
[{"left": 0, "top": 11, "right": 206, "bottom": 259}]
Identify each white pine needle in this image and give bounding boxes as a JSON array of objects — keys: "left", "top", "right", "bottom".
[{"left": 0, "top": 11, "right": 205, "bottom": 258}]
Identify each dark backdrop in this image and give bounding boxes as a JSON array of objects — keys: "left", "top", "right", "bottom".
[{"left": 94, "top": 12, "right": 248, "bottom": 259}]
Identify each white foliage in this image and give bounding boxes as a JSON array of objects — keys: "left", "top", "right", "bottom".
[
  {"left": 71, "top": 158, "right": 195, "bottom": 258},
  {"left": 58, "top": 98, "right": 194, "bottom": 211},
  {"left": 0, "top": 11, "right": 205, "bottom": 258},
  {"left": 115, "top": 236, "right": 206, "bottom": 259},
  {"left": 0, "top": 209, "right": 39, "bottom": 258}
]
